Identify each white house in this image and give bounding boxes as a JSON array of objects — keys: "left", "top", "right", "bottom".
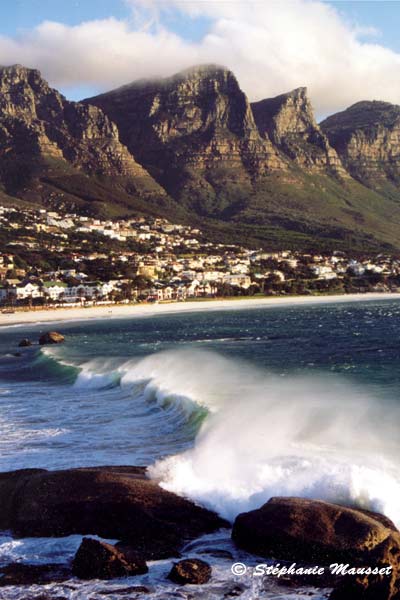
[
  {"left": 42, "top": 281, "right": 68, "bottom": 301},
  {"left": 15, "top": 282, "right": 42, "bottom": 300}
]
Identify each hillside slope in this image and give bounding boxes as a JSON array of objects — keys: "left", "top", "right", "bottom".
[
  {"left": 87, "top": 66, "right": 400, "bottom": 251},
  {"left": 0, "top": 64, "right": 179, "bottom": 219},
  {"left": 0, "top": 63, "right": 400, "bottom": 251}
]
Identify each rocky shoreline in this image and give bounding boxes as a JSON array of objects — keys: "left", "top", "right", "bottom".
[{"left": 0, "top": 466, "right": 399, "bottom": 598}]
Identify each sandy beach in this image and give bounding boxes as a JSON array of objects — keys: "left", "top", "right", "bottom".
[{"left": 1, "top": 292, "right": 400, "bottom": 328}]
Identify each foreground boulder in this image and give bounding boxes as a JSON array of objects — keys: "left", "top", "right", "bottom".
[
  {"left": 329, "top": 533, "right": 400, "bottom": 599},
  {"left": 18, "top": 339, "right": 32, "bottom": 347},
  {"left": 0, "top": 466, "right": 227, "bottom": 560},
  {"left": 232, "top": 496, "right": 397, "bottom": 563},
  {"left": 168, "top": 558, "right": 212, "bottom": 585},
  {"left": 72, "top": 537, "right": 148, "bottom": 580},
  {"left": 39, "top": 331, "right": 65, "bottom": 345},
  {"left": 233, "top": 497, "right": 400, "bottom": 599}
]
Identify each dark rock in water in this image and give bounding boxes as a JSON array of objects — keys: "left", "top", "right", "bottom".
[
  {"left": 72, "top": 537, "right": 148, "bottom": 580},
  {"left": 18, "top": 339, "right": 32, "bottom": 347},
  {"left": 116, "top": 539, "right": 181, "bottom": 561},
  {"left": 39, "top": 331, "right": 65, "bottom": 345},
  {"left": 25, "top": 597, "right": 67, "bottom": 600},
  {"left": 233, "top": 496, "right": 400, "bottom": 599},
  {"left": 0, "top": 466, "right": 228, "bottom": 560},
  {"left": 168, "top": 558, "right": 212, "bottom": 585},
  {"left": 97, "top": 586, "right": 150, "bottom": 595},
  {"left": 232, "top": 496, "right": 397, "bottom": 563},
  {"left": 29, "top": 596, "right": 68, "bottom": 600},
  {"left": 0, "top": 563, "right": 70, "bottom": 586},
  {"left": 13, "top": 352, "right": 22, "bottom": 357}
]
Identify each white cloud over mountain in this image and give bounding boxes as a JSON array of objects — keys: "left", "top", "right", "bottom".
[{"left": 1, "top": 0, "right": 400, "bottom": 116}]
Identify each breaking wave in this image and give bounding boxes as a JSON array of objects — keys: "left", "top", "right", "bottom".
[
  {"left": 24, "top": 346, "right": 400, "bottom": 526},
  {"left": 144, "top": 349, "right": 400, "bottom": 525}
]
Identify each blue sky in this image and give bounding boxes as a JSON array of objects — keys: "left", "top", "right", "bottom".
[
  {"left": 336, "top": 1, "right": 400, "bottom": 52},
  {"left": 0, "top": 0, "right": 212, "bottom": 43},
  {"left": 0, "top": 0, "right": 399, "bottom": 116},
  {"left": 1, "top": 1, "right": 399, "bottom": 48}
]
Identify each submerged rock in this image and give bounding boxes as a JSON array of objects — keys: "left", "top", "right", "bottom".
[
  {"left": 168, "top": 558, "right": 212, "bottom": 585},
  {"left": 72, "top": 537, "right": 148, "bottom": 580},
  {"left": 38, "top": 331, "right": 65, "bottom": 345},
  {"left": 0, "top": 563, "right": 70, "bottom": 586},
  {"left": 18, "top": 338, "right": 32, "bottom": 347},
  {"left": 97, "top": 586, "right": 150, "bottom": 595},
  {"left": 0, "top": 466, "right": 228, "bottom": 560}
]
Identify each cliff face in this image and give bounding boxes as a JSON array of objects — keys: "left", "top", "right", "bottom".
[
  {"left": 0, "top": 65, "right": 162, "bottom": 194},
  {"left": 87, "top": 65, "right": 285, "bottom": 174},
  {"left": 251, "top": 88, "right": 344, "bottom": 173},
  {"left": 2, "top": 62, "right": 400, "bottom": 250},
  {"left": 86, "top": 65, "right": 289, "bottom": 214},
  {"left": 320, "top": 101, "right": 400, "bottom": 184}
]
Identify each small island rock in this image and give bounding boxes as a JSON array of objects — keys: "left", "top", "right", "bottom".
[
  {"left": 72, "top": 538, "right": 148, "bottom": 580},
  {"left": 38, "top": 331, "right": 65, "bottom": 345},
  {"left": 167, "top": 558, "right": 212, "bottom": 585}
]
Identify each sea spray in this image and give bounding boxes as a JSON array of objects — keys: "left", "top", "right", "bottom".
[
  {"left": 8, "top": 343, "right": 400, "bottom": 524},
  {"left": 148, "top": 349, "right": 400, "bottom": 524}
]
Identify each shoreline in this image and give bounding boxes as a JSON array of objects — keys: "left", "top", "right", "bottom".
[{"left": 1, "top": 291, "right": 400, "bottom": 328}]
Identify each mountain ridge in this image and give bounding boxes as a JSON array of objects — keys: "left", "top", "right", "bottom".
[
  {"left": 0, "top": 63, "right": 179, "bottom": 219},
  {"left": 0, "top": 62, "right": 400, "bottom": 251}
]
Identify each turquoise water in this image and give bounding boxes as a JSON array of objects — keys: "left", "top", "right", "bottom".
[
  {"left": 0, "top": 300, "right": 400, "bottom": 472},
  {"left": 1, "top": 299, "right": 400, "bottom": 599}
]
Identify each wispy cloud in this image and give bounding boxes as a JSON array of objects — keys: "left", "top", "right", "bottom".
[{"left": 0, "top": 0, "right": 399, "bottom": 116}]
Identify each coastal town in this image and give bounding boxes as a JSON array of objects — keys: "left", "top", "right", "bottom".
[{"left": 0, "top": 205, "right": 399, "bottom": 309}]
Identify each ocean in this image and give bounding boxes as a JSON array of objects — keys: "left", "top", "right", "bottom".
[{"left": 1, "top": 298, "right": 400, "bottom": 599}]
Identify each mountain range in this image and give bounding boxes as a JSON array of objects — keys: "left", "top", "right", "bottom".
[{"left": 1, "top": 62, "right": 400, "bottom": 252}]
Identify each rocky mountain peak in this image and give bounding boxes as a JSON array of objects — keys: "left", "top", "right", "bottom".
[
  {"left": 2, "top": 62, "right": 400, "bottom": 250},
  {"left": 0, "top": 64, "right": 43, "bottom": 80},
  {"left": 251, "top": 87, "right": 344, "bottom": 173},
  {"left": 0, "top": 64, "right": 158, "bottom": 179},
  {"left": 92, "top": 63, "right": 262, "bottom": 143},
  {"left": 320, "top": 100, "right": 400, "bottom": 184},
  {"left": 164, "top": 63, "right": 236, "bottom": 85},
  {"left": 251, "top": 87, "right": 314, "bottom": 142},
  {"left": 0, "top": 64, "right": 62, "bottom": 122},
  {"left": 321, "top": 100, "right": 400, "bottom": 137},
  {"left": 86, "top": 64, "right": 285, "bottom": 214}
]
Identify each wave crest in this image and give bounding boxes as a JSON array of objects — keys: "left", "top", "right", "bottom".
[{"left": 148, "top": 350, "right": 400, "bottom": 525}]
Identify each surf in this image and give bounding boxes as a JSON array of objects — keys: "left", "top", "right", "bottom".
[
  {"left": 7, "top": 335, "right": 400, "bottom": 527},
  {"left": 145, "top": 349, "right": 400, "bottom": 525}
]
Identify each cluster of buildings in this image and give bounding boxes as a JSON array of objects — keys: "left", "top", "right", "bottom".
[{"left": 0, "top": 206, "right": 399, "bottom": 307}]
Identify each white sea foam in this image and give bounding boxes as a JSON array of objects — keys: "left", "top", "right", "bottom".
[
  {"left": 146, "top": 349, "right": 400, "bottom": 524},
  {"left": 73, "top": 359, "right": 121, "bottom": 390},
  {"left": 27, "top": 346, "right": 400, "bottom": 525},
  {"left": 119, "top": 351, "right": 225, "bottom": 418},
  {"left": 0, "top": 416, "right": 68, "bottom": 446}
]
